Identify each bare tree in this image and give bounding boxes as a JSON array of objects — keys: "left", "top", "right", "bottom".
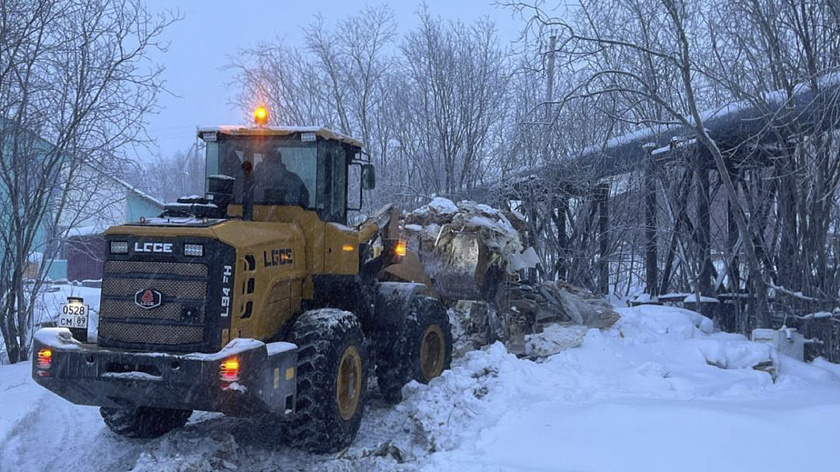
[
  {"left": 0, "top": 0, "right": 174, "bottom": 363},
  {"left": 401, "top": 7, "right": 509, "bottom": 196},
  {"left": 230, "top": 4, "right": 508, "bottom": 208},
  {"left": 138, "top": 144, "right": 205, "bottom": 203}
]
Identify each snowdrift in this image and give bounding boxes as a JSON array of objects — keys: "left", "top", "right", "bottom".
[{"left": 4, "top": 303, "right": 840, "bottom": 472}]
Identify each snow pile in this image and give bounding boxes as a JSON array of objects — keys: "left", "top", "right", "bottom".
[
  {"left": 34, "top": 328, "right": 84, "bottom": 350},
  {"left": 523, "top": 324, "right": 588, "bottom": 357},
  {"left": 396, "top": 343, "right": 548, "bottom": 453},
  {"left": 700, "top": 338, "right": 777, "bottom": 371},
  {"left": 4, "top": 298, "right": 840, "bottom": 472},
  {"left": 392, "top": 305, "right": 840, "bottom": 471}
]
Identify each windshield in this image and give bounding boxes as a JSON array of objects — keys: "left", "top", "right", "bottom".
[{"left": 206, "top": 137, "right": 317, "bottom": 208}]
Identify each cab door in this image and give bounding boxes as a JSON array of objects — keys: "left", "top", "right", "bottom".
[{"left": 321, "top": 144, "right": 357, "bottom": 274}]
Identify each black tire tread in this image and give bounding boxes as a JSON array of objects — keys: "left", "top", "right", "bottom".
[
  {"left": 100, "top": 406, "right": 191, "bottom": 439},
  {"left": 377, "top": 296, "right": 453, "bottom": 403},
  {"left": 282, "top": 308, "right": 366, "bottom": 453}
]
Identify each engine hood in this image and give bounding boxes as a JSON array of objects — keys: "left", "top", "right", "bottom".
[{"left": 106, "top": 219, "right": 304, "bottom": 250}]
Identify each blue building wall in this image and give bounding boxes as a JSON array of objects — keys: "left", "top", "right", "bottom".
[
  {"left": 46, "top": 259, "right": 68, "bottom": 281},
  {"left": 126, "top": 194, "right": 164, "bottom": 222},
  {"left": 45, "top": 194, "right": 163, "bottom": 281},
  {"left": 1, "top": 124, "right": 164, "bottom": 281}
]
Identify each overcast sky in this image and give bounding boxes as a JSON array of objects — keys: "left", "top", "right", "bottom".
[{"left": 140, "top": 0, "right": 525, "bottom": 160}]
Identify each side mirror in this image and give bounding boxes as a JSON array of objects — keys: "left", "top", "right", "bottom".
[{"left": 361, "top": 164, "right": 376, "bottom": 190}]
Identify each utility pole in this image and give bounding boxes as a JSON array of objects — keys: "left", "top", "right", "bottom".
[
  {"left": 544, "top": 33, "right": 557, "bottom": 156},
  {"left": 529, "top": 33, "right": 558, "bottom": 283}
]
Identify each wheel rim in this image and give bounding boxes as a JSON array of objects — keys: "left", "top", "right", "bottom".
[
  {"left": 420, "top": 325, "right": 446, "bottom": 382},
  {"left": 336, "top": 345, "right": 362, "bottom": 421}
]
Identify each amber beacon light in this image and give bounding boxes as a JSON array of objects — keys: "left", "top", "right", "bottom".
[{"left": 253, "top": 106, "right": 269, "bottom": 126}]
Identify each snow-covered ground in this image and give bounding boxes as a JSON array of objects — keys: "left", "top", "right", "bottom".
[{"left": 1, "top": 295, "right": 839, "bottom": 471}]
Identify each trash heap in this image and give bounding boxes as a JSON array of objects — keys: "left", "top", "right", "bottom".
[
  {"left": 502, "top": 281, "right": 621, "bottom": 357},
  {"left": 402, "top": 197, "right": 620, "bottom": 357},
  {"left": 403, "top": 198, "right": 539, "bottom": 302}
]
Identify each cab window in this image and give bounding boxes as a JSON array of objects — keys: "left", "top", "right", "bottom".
[
  {"left": 209, "top": 137, "right": 317, "bottom": 208},
  {"left": 316, "top": 144, "right": 348, "bottom": 223}
]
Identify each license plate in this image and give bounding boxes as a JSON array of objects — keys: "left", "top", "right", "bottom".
[{"left": 58, "top": 303, "right": 89, "bottom": 329}]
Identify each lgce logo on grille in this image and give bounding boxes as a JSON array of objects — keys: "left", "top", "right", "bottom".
[{"left": 135, "top": 288, "right": 162, "bottom": 310}]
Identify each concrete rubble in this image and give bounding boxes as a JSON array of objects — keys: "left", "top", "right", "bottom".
[{"left": 402, "top": 197, "right": 620, "bottom": 357}]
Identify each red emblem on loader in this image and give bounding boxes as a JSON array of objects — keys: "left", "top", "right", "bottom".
[{"left": 134, "top": 289, "right": 162, "bottom": 310}]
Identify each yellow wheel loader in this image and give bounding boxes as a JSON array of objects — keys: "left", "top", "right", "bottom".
[{"left": 32, "top": 108, "right": 453, "bottom": 452}]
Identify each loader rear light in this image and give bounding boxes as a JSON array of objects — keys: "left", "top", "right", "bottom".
[
  {"left": 36, "top": 348, "right": 52, "bottom": 370},
  {"left": 219, "top": 357, "right": 240, "bottom": 382},
  {"left": 110, "top": 241, "right": 128, "bottom": 254},
  {"left": 395, "top": 239, "right": 407, "bottom": 258}
]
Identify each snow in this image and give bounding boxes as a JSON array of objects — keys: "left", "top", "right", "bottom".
[
  {"left": 507, "top": 247, "right": 540, "bottom": 272},
  {"left": 199, "top": 125, "right": 364, "bottom": 148},
  {"left": 208, "top": 174, "right": 235, "bottom": 181},
  {"left": 413, "top": 306, "right": 840, "bottom": 472},
  {"left": 183, "top": 337, "right": 266, "bottom": 361},
  {"left": 3, "top": 301, "right": 840, "bottom": 471},
  {"left": 223, "top": 382, "right": 248, "bottom": 393},
  {"left": 428, "top": 197, "right": 458, "bottom": 215},
  {"left": 523, "top": 324, "right": 588, "bottom": 357},
  {"left": 266, "top": 341, "right": 295, "bottom": 356},
  {"left": 101, "top": 371, "right": 163, "bottom": 382},
  {"left": 684, "top": 293, "right": 721, "bottom": 303},
  {"left": 33, "top": 328, "right": 84, "bottom": 350},
  {"left": 475, "top": 203, "right": 498, "bottom": 215}
]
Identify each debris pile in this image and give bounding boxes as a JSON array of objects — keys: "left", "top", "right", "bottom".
[
  {"left": 403, "top": 198, "right": 538, "bottom": 302},
  {"left": 494, "top": 281, "right": 620, "bottom": 355},
  {"left": 502, "top": 281, "right": 620, "bottom": 330},
  {"left": 403, "top": 197, "right": 620, "bottom": 357}
]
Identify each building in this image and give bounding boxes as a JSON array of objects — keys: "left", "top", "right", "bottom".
[
  {"left": 0, "top": 119, "right": 165, "bottom": 282},
  {"left": 48, "top": 169, "right": 164, "bottom": 281}
]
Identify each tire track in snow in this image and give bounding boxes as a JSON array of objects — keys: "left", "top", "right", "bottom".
[{"left": 0, "top": 394, "right": 145, "bottom": 472}]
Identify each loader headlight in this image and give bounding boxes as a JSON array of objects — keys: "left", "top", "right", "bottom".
[
  {"left": 395, "top": 239, "right": 407, "bottom": 257},
  {"left": 110, "top": 241, "right": 128, "bottom": 254},
  {"left": 184, "top": 243, "right": 204, "bottom": 257}
]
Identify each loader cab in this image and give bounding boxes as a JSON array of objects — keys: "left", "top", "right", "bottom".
[{"left": 198, "top": 125, "right": 374, "bottom": 224}]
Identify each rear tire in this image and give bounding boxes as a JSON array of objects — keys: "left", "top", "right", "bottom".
[
  {"left": 377, "top": 296, "right": 453, "bottom": 403},
  {"left": 100, "top": 406, "right": 191, "bottom": 439},
  {"left": 282, "top": 308, "right": 367, "bottom": 453}
]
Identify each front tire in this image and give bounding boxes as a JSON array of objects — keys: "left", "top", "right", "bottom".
[
  {"left": 100, "top": 406, "right": 191, "bottom": 439},
  {"left": 283, "top": 309, "right": 367, "bottom": 453},
  {"left": 378, "top": 296, "right": 453, "bottom": 403}
]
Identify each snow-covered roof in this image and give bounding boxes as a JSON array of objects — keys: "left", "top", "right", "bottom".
[
  {"left": 106, "top": 174, "right": 165, "bottom": 208},
  {"left": 483, "top": 71, "right": 840, "bottom": 200},
  {"left": 576, "top": 71, "right": 840, "bottom": 164},
  {"left": 79, "top": 163, "right": 164, "bottom": 208},
  {"left": 197, "top": 125, "right": 364, "bottom": 148}
]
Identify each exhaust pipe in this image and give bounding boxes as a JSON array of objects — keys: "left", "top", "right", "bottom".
[{"left": 241, "top": 161, "right": 254, "bottom": 221}]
